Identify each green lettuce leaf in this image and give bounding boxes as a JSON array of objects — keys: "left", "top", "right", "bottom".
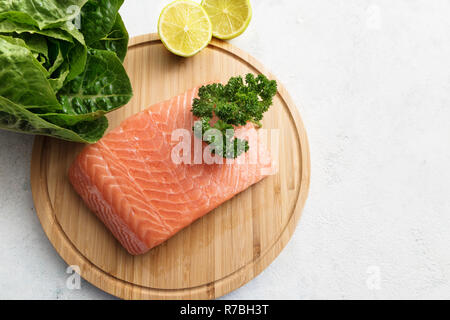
[
  {"left": 59, "top": 22, "right": 86, "bottom": 45},
  {"left": 0, "top": 0, "right": 88, "bottom": 30},
  {"left": 0, "top": 19, "right": 74, "bottom": 42},
  {"left": 15, "top": 33, "right": 49, "bottom": 59},
  {"left": 46, "top": 40, "right": 64, "bottom": 75},
  {"left": 90, "top": 13, "right": 128, "bottom": 62},
  {"left": 39, "top": 110, "right": 104, "bottom": 127},
  {"left": 0, "top": 37, "right": 60, "bottom": 110},
  {"left": 58, "top": 48, "right": 132, "bottom": 115},
  {"left": 48, "top": 63, "right": 70, "bottom": 91},
  {"left": 0, "top": 33, "right": 47, "bottom": 57},
  {"left": 65, "top": 41, "right": 88, "bottom": 82},
  {"left": 0, "top": 96, "right": 107, "bottom": 143},
  {"left": 0, "top": 0, "right": 132, "bottom": 143},
  {"left": 80, "top": 0, "right": 124, "bottom": 45}
]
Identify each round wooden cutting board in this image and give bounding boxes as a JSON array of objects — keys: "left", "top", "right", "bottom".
[{"left": 31, "top": 33, "right": 310, "bottom": 300}]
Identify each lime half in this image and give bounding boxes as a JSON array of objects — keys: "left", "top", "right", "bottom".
[
  {"left": 158, "top": 0, "right": 212, "bottom": 57},
  {"left": 201, "top": 0, "right": 252, "bottom": 40}
]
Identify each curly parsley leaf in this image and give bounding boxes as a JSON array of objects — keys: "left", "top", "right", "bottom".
[{"left": 192, "top": 74, "right": 277, "bottom": 159}]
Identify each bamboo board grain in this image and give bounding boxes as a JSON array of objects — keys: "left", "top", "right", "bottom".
[{"left": 30, "top": 33, "right": 310, "bottom": 300}]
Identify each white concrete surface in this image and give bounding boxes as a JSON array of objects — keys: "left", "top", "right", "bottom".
[{"left": 1, "top": 0, "right": 450, "bottom": 300}]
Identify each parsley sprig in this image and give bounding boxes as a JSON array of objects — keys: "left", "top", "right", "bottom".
[{"left": 192, "top": 74, "right": 277, "bottom": 159}]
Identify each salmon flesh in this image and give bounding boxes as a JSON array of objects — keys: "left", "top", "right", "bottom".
[{"left": 69, "top": 87, "right": 275, "bottom": 255}]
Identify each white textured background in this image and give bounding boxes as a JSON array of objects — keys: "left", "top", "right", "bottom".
[{"left": 1, "top": 0, "right": 449, "bottom": 299}]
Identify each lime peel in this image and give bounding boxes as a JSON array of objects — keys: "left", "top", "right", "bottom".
[
  {"left": 201, "top": 0, "right": 252, "bottom": 40},
  {"left": 158, "top": 0, "right": 213, "bottom": 57}
]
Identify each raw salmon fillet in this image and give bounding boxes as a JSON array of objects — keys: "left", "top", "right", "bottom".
[{"left": 69, "top": 86, "right": 275, "bottom": 255}]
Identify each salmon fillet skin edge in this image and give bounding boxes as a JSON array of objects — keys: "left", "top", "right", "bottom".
[{"left": 69, "top": 86, "right": 276, "bottom": 255}]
